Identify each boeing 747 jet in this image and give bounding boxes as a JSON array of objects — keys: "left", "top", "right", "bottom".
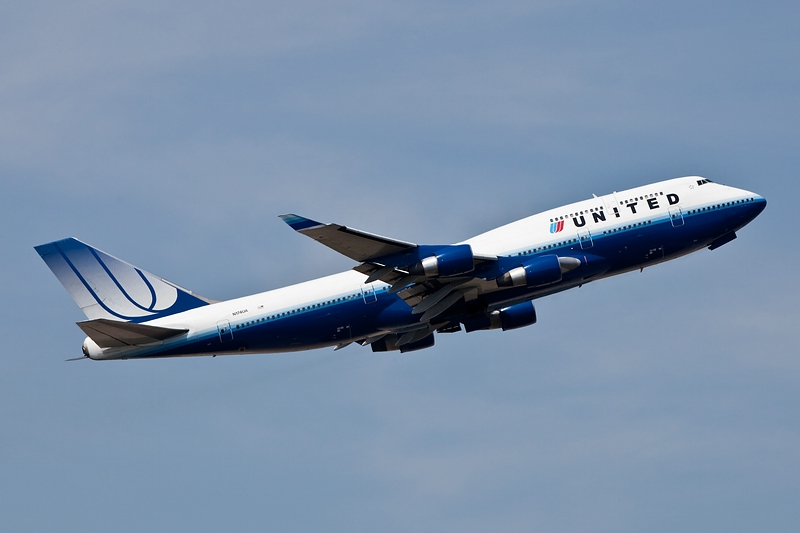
[{"left": 36, "top": 176, "right": 765, "bottom": 360}]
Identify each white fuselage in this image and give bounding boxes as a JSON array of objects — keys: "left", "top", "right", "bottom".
[{"left": 81, "top": 176, "right": 765, "bottom": 359}]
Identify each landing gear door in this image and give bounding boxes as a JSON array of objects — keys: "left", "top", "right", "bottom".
[{"left": 217, "top": 320, "right": 233, "bottom": 342}]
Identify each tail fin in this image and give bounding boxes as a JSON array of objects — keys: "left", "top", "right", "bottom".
[{"left": 35, "top": 238, "right": 212, "bottom": 323}]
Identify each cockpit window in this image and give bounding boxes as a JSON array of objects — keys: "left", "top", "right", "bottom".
[{"left": 696, "top": 179, "right": 713, "bottom": 186}]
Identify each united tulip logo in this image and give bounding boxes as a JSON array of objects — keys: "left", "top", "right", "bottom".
[{"left": 549, "top": 220, "right": 564, "bottom": 234}]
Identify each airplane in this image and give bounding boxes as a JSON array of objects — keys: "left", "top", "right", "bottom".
[{"left": 36, "top": 176, "right": 766, "bottom": 361}]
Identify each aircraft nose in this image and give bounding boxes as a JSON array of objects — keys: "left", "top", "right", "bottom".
[{"left": 753, "top": 195, "right": 767, "bottom": 214}]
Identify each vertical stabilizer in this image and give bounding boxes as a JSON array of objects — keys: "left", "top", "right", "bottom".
[{"left": 35, "top": 238, "right": 211, "bottom": 322}]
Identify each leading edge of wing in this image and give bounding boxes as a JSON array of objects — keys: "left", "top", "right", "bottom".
[{"left": 279, "top": 214, "right": 418, "bottom": 263}]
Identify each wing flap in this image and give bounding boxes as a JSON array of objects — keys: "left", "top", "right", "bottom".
[
  {"left": 77, "top": 319, "right": 188, "bottom": 348},
  {"left": 353, "top": 262, "right": 407, "bottom": 285}
]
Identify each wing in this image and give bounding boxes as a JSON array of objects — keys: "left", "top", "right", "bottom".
[
  {"left": 280, "top": 214, "right": 499, "bottom": 345},
  {"left": 278, "top": 214, "right": 417, "bottom": 262}
]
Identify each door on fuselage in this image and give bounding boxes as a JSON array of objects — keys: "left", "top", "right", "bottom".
[
  {"left": 217, "top": 320, "right": 233, "bottom": 342},
  {"left": 578, "top": 231, "right": 593, "bottom": 249},
  {"left": 602, "top": 193, "right": 622, "bottom": 221},
  {"left": 669, "top": 207, "right": 685, "bottom": 227},
  {"left": 361, "top": 285, "right": 377, "bottom": 303}
]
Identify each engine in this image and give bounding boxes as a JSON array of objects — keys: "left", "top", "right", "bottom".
[
  {"left": 496, "top": 255, "right": 581, "bottom": 288},
  {"left": 463, "top": 300, "right": 538, "bottom": 332},
  {"left": 408, "top": 244, "right": 475, "bottom": 278}
]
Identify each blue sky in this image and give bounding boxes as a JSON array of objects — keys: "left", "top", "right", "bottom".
[{"left": 2, "top": 1, "right": 798, "bottom": 531}]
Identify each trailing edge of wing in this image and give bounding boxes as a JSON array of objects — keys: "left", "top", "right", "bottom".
[
  {"left": 77, "top": 319, "right": 188, "bottom": 348},
  {"left": 279, "top": 214, "right": 417, "bottom": 263}
]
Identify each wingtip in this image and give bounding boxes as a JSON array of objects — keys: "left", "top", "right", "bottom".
[{"left": 279, "top": 214, "right": 325, "bottom": 231}]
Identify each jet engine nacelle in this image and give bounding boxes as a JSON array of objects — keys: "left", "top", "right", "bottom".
[
  {"left": 409, "top": 244, "right": 475, "bottom": 278},
  {"left": 463, "top": 300, "right": 538, "bottom": 332},
  {"left": 496, "top": 255, "right": 581, "bottom": 288}
]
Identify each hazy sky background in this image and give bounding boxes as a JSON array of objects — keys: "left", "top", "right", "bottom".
[{"left": 2, "top": 1, "right": 798, "bottom": 531}]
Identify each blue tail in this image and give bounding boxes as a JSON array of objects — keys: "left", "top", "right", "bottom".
[{"left": 35, "top": 238, "right": 212, "bottom": 323}]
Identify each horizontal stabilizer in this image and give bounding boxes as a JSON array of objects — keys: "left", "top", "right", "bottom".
[
  {"left": 279, "top": 214, "right": 417, "bottom": 262},
  {"left": 77, "top": 319, "right": 188, "bottom": 348}
]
